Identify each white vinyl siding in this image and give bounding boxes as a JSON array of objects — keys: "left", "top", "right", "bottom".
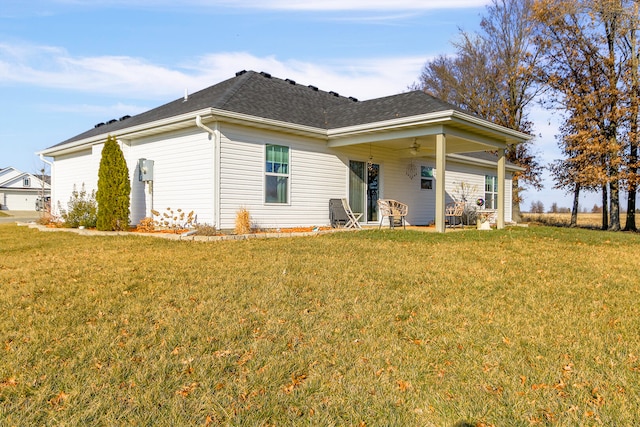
[
  {"left": 52, "top": 148, "right": 98, "bottom": 216},
  {"left": 444, "top": 163, "right": 513, "bottom": 223},
  {"left": 128, "top": 128, "right": 214, "bottom": 225},
  {"left": 218, "top": 125, "right": 347, "bottom": 230}
]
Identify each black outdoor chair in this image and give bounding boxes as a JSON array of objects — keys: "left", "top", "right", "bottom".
[{"left": 329, "top": 198, "right": 349, "bottom": 228}]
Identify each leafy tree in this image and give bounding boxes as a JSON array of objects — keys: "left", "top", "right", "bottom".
[
  {"left": 413, "top": 0, "right": 544, "bottom": 222},
  {"left": 96, "top": 135, "right": 130, "bottom": 231},
  {"left": 533, "top": 0, "right": 638, "bottom": 231}
]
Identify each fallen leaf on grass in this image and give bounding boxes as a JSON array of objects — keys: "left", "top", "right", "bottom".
[
  {"left": 397, "top": 380, "right": 412, "bottom": 391},
  {"left": 48, "top": 391, "right": 68, "bottom": 408},
  {"left": 0, "top": 377, "right": 17, "bottom": 388},
  {"left": 590, "top": 388, "right": 605, "bottom": 406},
  {"left": 483, "top": 384, "right": 504, "bottom": 395},
  {"left": 531, "top": 383, "right": 548, "bottom": 390},
  {"left": 176, "top": 382, "right": 198, "bottom": 397},
  {"left": 283, "top": 374, "right": 307, "bottom": 394},
  {"left": 238, "top": 351, "right": 254, "bottom": 366}
]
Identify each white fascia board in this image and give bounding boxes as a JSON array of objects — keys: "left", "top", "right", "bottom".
[
  {"left": 328, "top": 110, "right": 455, "bottom": 140},
  {"left": 40, "top": 108, "right": 329, "bottom": 158},
  {"left": 327, "top": 110, "right": 532, "bottom": 146},
  {"left": 40, "top": 108, "right": 217, "bottom": 157},
  {"left": 449, "top": 111, "right": 532, "bottom": 142},
  {"left": 447, "top": 153, "right": 525, "bottom": 172}
]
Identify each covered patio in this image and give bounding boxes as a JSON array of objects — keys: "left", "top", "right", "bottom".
[{"left": 327, "top": 109, "right": 531, "bottom": 233}]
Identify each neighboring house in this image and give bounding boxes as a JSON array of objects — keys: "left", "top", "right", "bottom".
[
  {"left": 0, "top": 166, "right": 51, "bottom": 211},
  {"left": 39, "top": 70, "right": 530, "bottom": 232}
]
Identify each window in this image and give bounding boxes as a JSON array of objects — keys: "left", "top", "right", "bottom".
[
  {"left": 485, "top": 175, "right": 498, "bottom": 209},
  {"left": 265, "top": 144, "right": 289, "bottom": 203},
  {"left": 23, "top": 177, "right": 30, "bottom": 187},
  {"left": 420, "top": 166, "right": 433, "bottom": 190}
]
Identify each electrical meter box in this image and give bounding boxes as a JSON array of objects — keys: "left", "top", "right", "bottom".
[{"left": 138, "top": 158, "right": 154, "bottom": 182}]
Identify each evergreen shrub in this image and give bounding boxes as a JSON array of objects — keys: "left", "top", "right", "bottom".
[{"left": 96, "top": 135, "right": 131, "bottom": 231}]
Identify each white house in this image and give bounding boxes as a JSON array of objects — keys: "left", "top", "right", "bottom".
[
  {"left": 0, "top": 166, "right": 51, "bottom": 211},
  {"left": 39, "top": 70, "right": 530, "bottom": 232}
]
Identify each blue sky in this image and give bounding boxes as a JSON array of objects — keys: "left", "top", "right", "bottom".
[{"left": 0, "top": 0, "right": 602, "bottom": 210}]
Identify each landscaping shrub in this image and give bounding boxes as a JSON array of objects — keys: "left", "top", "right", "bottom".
[
  {"left": 151, "top": 208, "right": 195, "bottom": 231},
  {"left": 96, "top": 135, "right": 130, "bottom": 231},
  {"left": 57, "top": 183, "right": 97, "bottom": 228},
  {"left": 234, "top": 207, "right": 251, "bottom": 234},
  {"left": 193, "top": 223, "right": 217, "bottom": 236}
]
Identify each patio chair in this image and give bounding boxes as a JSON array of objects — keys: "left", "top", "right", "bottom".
[
  {"left": 341, "top": 198, "right": 363, "bottom": 229},
  {"left": 329, "top": 198, "right": 349, "bottom": 228},
  {"left": 377, "top": 199, "right": 408, "bottom": 229},
  {"left": 445, "top": 201, "right": 465, "bottom": 228}
]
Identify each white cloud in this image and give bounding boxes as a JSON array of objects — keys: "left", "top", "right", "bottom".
[
  {"left": 0, "top": 43, "right": 426, "bottom": 101},
  {"left": 0, "top": 43, "right": 202, "bottom": 99}
]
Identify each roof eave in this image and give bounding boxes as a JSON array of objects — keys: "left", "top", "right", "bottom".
[
  {"left": 40, "top": 108, "right": 219, "bottom": 157},
  {"left": 327, "top": 110, "right": 532, "bottom": 144},
  {"left": 450, "top": 110, "right": 532, "bottom": 142},
  {"left": 40, "top": 108, "right": 329, "bottom": 157}
]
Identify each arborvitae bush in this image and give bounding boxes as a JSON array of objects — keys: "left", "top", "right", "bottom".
[{"left": 96, "top": 135, "right": 131, "bottom": 231}]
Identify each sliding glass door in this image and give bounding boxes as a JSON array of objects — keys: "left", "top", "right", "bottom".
[{"left": 349, "top": 160, "right": 379, "bottom": 223}]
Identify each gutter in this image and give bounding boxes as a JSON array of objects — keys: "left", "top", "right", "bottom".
[
  {"left": 38, "top": 153, "right": 53, "bottom": 168},
  {"left": 327, "top": 110, "right": 532, "bottom": 143}
]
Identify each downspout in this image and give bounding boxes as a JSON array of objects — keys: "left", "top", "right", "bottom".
[
  {"left": 196, "top": 115, "right": 221, "bottom": 229},
  {"left": 196, "top": 115, "right": 216, "bottom": 136}
]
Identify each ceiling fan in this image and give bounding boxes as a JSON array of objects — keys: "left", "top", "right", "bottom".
[{"left": 408, "top": 140, "right": 421, "bottom": 156}]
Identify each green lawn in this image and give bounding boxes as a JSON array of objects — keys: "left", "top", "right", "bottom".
[{"left": 1, "top": 224, "right": 639, "bottom": 425}]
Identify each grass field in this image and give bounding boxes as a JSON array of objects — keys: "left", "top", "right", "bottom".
[
  {"left": 522, "top": 212, "right": 637, "bottom": 229},
  {"left": 1, "top": 224, "right": 639, "bottom": 425}
]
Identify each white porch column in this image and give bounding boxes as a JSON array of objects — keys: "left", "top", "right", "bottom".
[
  {"left": 435, "top": 133, "right": 447, "bottom": 233},
  {"left": 497, "top": 148, "right": 505, "bottom": 229}
]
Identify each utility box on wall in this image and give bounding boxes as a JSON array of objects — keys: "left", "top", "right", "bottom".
[{"left": 138, "top": 158, "right": 154, "bottom": 182}]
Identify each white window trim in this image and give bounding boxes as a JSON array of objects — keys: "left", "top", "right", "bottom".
[
  {"left": 420, "top": 165, "right": 433, "bottom": 191},
  {"left": 264, "top": 144, "right": 291, "bottom": 205},
  {"left": 485, "top": 175, "right": 498, "bottom": 210}
]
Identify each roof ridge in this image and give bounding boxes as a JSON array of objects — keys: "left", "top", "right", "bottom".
[{"left": 214, "top": 70, "right": 256, "bottom": 110}]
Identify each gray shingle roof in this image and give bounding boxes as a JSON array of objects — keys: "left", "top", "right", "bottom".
[
  {"left": 50, "top": 70, "right": 474, "bottom": 148},
  {"left": 326, "top": 90, "right": 466, "bottom": 128}
]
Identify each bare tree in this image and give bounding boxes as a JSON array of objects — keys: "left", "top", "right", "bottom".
[{"left": 413, "top": 0, "right": 543, "bottom": 222}]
